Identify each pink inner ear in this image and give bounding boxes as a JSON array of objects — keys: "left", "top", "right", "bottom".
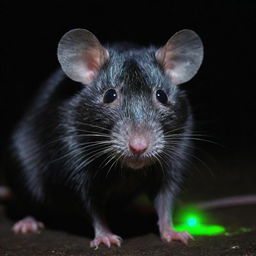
[
  {"left": 156, "top": 30, "right": 204, "bottom": 86},
  {"left": 156, "top": 45, "right": 183, "bottom": 85},
  {"left": 156, "top": 46, "right": 175, "bottom": 71},
  {"left": 58, "top": 29, "right": 110, "bottom": 85},
  {"left": 85, "top": 49, "right": 101, "bottom": 71},
  {"left": 155, "top": 48, "right": 165, "bottom": 65},
  {"left": 81, "top": 48, "right": 109, "bottom": 84}
]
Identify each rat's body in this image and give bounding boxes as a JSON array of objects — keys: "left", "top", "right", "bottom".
[{"left": 6, "top": 29, "right": 203, "bottom": 247}]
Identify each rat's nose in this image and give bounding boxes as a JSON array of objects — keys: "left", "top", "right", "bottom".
[{"left": 129, "top": 136, "right": 149, "bottom": 155}]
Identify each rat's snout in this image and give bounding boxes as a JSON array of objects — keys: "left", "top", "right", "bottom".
[
  {"left": 112, "top": 119, "right": 164, "bottom": 169},
  {"left": 129, "top": 136, "right": 149, "bottom": 155},
  {"left": 125, "top": 131, "right": 152, "bottom": 169}
]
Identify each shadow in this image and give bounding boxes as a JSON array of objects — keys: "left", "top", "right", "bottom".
[{"left": 4, "top": 200, "right": 158, "bottom": 239}]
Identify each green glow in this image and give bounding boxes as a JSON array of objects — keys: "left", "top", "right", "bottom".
[
  {"left": 174, "top": 223, "right": 225, "bottom": 235},
  {"left": 224, "top": 227, "right": 251, "bottom": 236},
  {"left": 174, "top": 207, "right": 225, "bottom": 236},
  {"left": 187, "top": 216, "right": 197, "bottom": 227},
  {"left": 132, "top": 195, "right": 228, "bottom": 236}
]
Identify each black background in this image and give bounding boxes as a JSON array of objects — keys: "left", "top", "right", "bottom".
[{"left": 1, "top": 1, "right": 256, "bottom": 160}]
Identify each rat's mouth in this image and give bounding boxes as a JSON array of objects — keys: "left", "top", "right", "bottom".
[{"left": 124, "top": 156, "right": 152, "bottom": 170}]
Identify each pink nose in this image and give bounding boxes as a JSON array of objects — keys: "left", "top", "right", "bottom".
[{"left": 129, "top": 137, "right": 148, "bottom": 155}]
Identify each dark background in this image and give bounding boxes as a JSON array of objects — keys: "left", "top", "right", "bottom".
[
  {"left": 1, "top": 1, "right": 256, "bottom": 162},
  {"left": 1, "top": 4, "right": 256, "bottom": 254}
]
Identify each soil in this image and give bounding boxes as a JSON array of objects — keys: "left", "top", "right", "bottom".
[{"left": 1, "top": 152, "right": 256, "bottom": 256}]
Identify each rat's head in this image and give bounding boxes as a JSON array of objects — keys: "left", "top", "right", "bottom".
[{"left": 58, "top": 29, "right": 203, "bottom": 170}]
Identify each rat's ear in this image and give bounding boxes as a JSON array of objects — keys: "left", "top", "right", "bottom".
[
  {"left": 156, "top": 29, "right": 203, "bottom": 85},
  {"left": 57, "top": 29, "right": 109, "bottom": 84}
]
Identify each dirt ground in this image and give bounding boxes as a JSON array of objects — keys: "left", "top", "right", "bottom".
[
  {"left": 1, "top": 152, "right": 256, "bottom": 256},
  {"left": 1, "top": 205, "right": 256, "bottom": 256}
]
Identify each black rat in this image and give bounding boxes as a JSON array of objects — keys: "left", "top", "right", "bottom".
[{"left": 4, "top": 28, "right": 204, "bottom": 247}]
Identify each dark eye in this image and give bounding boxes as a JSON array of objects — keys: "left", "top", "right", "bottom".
[
  {"left": 156, "top": 89, "right": 168, "bottom": 104},
  {"left": 103, "top": 89, "right": 118, "bottom": 104}
]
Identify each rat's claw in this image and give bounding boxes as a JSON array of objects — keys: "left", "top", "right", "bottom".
[
  {"left": 90, "top": 233, "right": 122, "bottom": 248},
  {"left": 12, "top": 216, "right": 44, "bottom": 234},
  {"left": 161, "top": 229, "right": 194, "bottom": 245}
]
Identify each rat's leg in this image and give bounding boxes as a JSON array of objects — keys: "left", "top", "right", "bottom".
[
  {"left": 12, "top": 216, "right": 44, "bottom": 234},
  {"left": 154, "top": 189, "right": 193, "bottom": 244},
  {"left": 90, "top": 213, "right": 122, "bottom": 248}
]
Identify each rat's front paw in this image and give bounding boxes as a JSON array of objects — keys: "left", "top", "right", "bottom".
[
  {"left": 161, "top": 227, "right": 193, "bottom": 244},
  {"left": 12, "top": 216, "right": 44, "bottom": 234},
  {"left": 90, "top": 233, "right": 122, "bottom": 248}
]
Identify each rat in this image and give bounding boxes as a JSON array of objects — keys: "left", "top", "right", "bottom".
[{"left": 4, "top": 28, "right": 204, "bottom": 248}]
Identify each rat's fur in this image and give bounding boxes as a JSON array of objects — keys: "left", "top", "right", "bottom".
[
  {"left": 9, "top": 47, "right": 192, "bottom": 209},
  {"left": 6, "top": 29, "right": 203, "bottom": 246}
]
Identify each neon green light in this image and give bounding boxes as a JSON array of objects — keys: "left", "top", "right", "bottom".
[
  {"left": 187, "top": 216, "right": 197, "bottom": 227},
  {"left": 133, "top": 195, "right": 228, "bottom": 236},
  {"left": 174, "top": 207, "right": 225, "bottom": 236},
  {"left": 174, "top": 223, "right": 225, "bottom": 235}
]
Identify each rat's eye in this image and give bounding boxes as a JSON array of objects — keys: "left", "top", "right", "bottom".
[
  {"left": 103, "top": 89, "right": 118, "bottom": 104},
  {"left": 156, "top": 89, "right": 168, "bottom": 105}
]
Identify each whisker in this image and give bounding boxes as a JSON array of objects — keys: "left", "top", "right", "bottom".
[
  {"left": 48, "top": 143, "right": 106, "bottom": 165},
  {"left": 106, "top": 153, "right": 124, "bottom": 178},
  {"left": 72, "top": 131, "right": 112, "bottom": 138},
  {"left": 165, "top": 136, "right": 222, "bottom": 147},
  {"left": 151, "top": 152, "right": 166, "bottom": 178},
  {"left": 73, "top": 121, "right": 112, "bottom": 133},
  {"left": 99, "top": 151, "right": 117, "bottom": 169},
  {"left": 16, "top": 132, "right": 112, "bottom": 160},
  {"left": 72, "top": 147, "right": 114, "bottom": 175},
  {"left": 91, "top": 149, "right": 120, "bottom": 179},
  {"left": 163, "top": 147, "right": 212, "bottom": 175}
]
